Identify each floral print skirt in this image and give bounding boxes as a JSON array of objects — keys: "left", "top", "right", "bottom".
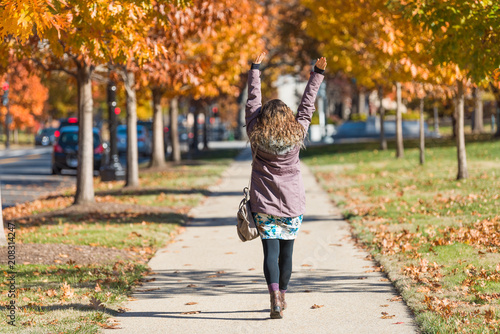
[{"left": 252, "top": 212, "right": 303, "bottom": 240}]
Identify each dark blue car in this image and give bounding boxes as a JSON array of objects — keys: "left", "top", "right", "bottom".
[
  {"left": 35, "top": 127, "right": 57, "bottom": 146},
  {"left": 51, "top": 126, "right": 104, "bottom": 175}
]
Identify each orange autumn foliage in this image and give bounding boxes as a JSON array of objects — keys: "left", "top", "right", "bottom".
[{"left": 1, "top": 62, "right": 48, "bottom": 131}]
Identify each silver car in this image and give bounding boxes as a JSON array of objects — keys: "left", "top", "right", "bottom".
[{"left": 116, "top": 124, "right": 152, "bottom": 156}]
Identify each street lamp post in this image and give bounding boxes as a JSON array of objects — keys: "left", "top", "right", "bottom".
[
  {"left": 100, "top": 80, "right": 125, "bottom": 181},
  {"left": 2, "top": 82, "right": 10, "bottom": 149}
]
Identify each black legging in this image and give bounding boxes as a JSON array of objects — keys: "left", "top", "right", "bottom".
[{"left": 261, "top": 239, "right": 295, "bottom": 290}]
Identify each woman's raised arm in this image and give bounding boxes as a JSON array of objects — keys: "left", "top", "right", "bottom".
[
  {"left": 245, "top": 52, "right": 267, "bottom": 135},
  {"left": 296, "top": 57, "right": 327, "bottom": 134}
]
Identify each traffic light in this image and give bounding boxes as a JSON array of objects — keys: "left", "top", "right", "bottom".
[
  {"left": 212, "top": 106, "right": 219, "bottom": 117},
  {"left": 2, "top": 82, "right": 9, "bottom": 106},
  {"left": 114, "top": 107, "right": 121, "bottom": 115}
]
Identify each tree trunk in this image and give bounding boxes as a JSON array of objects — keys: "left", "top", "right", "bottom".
[
  {"left": 497, "top": 106, "right": 500, "bottom": 138},
  {"left": 419, "top": 97, "right": 425, "bottom": 165},
  {"left": 74, "top": 63, "right": 95, "bottom": 205},
  {"left": 123, "top": 69, "right": 139, "bottom": 187},
  {"left": 236, "top": 85, "right": 248, "bottom": 140},
  {"left": 150, "top": 88, "right": 166, "bottom": 168},
  {"left": 395, "top": 82, "right": 404, "bottom": 158},
  {"left": 456, "top": 80, "right": 468, "bottom": 180},
  {"left": 0, "top": 186, "right": 7, "bottom": 246},
  {"left": 451, "top": 101, "right": 458, "bottom": 139},
  {"left": 169, "top": 97, "right": 181, "bottom": 162},
  {"left": 203, "top": 105, "right": 209, "bottom": 150},
  {"left": 378, "top": 86, "right": 387, "bottom": 150},
  {"left": 190, "top": 102, "right": 199, "bottom": 152},
  {"left": 489, "top": 83, "right": 500, "bottom": 138},
  {"left": 472, "top": 87, "right": 484, "bottom": 134},
  {"left": 433, "top": 104, "right": 440, "bottom": 135},
  {"left": 358, "top": 91, "right": 366, "bottom": 115}
]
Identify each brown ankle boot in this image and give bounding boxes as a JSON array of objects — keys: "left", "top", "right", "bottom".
[
  {"left": 280, "top": 291, "right": 287, "bottom": 311},
  {"left": 270, "top": 291, "right": 283, "bottom": 319}
]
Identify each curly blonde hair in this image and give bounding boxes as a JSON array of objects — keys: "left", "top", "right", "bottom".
[{"left": 249, "top": 99, "right": 306, "bottom": 154}]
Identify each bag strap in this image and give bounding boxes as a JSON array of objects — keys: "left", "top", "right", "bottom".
[{"left": 244, "top": 145, "right": 258, "bottom": 199}]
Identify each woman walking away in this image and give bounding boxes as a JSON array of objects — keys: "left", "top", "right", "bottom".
[{"left": 246, "top": 52, "right": 326, "bottom": 319}]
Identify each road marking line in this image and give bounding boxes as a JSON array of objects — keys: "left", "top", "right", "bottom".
[{"left": 0, "top": 154, "right": 44, "bottom": 165}]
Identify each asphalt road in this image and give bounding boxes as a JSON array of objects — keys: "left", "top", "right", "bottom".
[{"left": 0, "top": 147, "right": 75, "bottom": 208}]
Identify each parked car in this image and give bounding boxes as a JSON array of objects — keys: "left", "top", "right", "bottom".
[
  {"left": 139, "top": 120, "right": 170, "bottom": 152},
  {"left": 54, "top": 117, "right": 79, "bottom": 139},
  {"left": 116, "top": 124, "right": 152, "bottom": 156},
  {"left": 51, "top": 126, "right": 104, "bottom": 175},
  {"left": 55, "top": 117, "right": 102, "bottom": 139},
  {"left": 35, "top": 127, "right": 57, "bottom": 146}
]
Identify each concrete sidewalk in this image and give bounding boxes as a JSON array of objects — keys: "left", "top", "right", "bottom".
[{"left": 107, "top": 149, "right": 417, "bottom": 334}]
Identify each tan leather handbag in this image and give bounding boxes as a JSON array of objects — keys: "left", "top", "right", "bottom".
[{"left": 236, "top": 148, "right": 259, "bottom": 242}]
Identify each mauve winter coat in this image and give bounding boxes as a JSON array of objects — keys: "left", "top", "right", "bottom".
[{"left": 246, "top": 68, "right": 324, "bottom": 217}]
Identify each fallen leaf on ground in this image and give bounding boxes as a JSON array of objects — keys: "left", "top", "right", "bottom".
[
  {"left": 357, "top": 277, "right": 368, "bottom": 280},
  {"left": 311, "top": 304, "right": 324, "bottom": 309},
  {"left": 381, "top": 312, "right": 396, "bottom": 319},
  {"left": 181, "top": 311, "right": 201, "bottom": 314},
  {"left": 380, "top": 305, "right": 389, "bottom": 307},
  {"left": 330, "top": 244, "right": 342, "bottom": 247},
  {"left": 95, "top": 283, "right": 102, "bottom": 292},
  {"left": 89, "top": 297, "right": 104, "bottom": 310},
  {"left": 185, "top": 302, "right": 198, "bottom": 305},
  {"left": 46, "top": 289, "right": 57, "bottom": 297},
  {"left": 301, "top": 264, "right": 312, "bottom": 267},
  {"left": 380, "top": 278, "right": 389, "bottom": 282},
  {"left": 213, "top": 285, "right": 226, "bottom": 287},
  {"left": 248, "top": 268, "right": 255, "bottom": 271},
  {"left": 393, "top": 322, "right": 405, "bottom": 324},
  {"left": 186, "top": 284, "right": 197, "bottom": 288},
  {"left": 61, "top": 282, "right": 74, "bottom": 299},
  {"left": 389, "top": 296, "right": 403, "bottom": 302},
  {"left": 95, "top": 322, "right": 121, "bottom": 329}
]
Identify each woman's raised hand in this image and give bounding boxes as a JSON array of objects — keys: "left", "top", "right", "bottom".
[
  {"left": 254, "top": 52, "right": 267, "bottom": 64},
  {"left": 315, "top": 57, "right": 327, "bottom": 70}
]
